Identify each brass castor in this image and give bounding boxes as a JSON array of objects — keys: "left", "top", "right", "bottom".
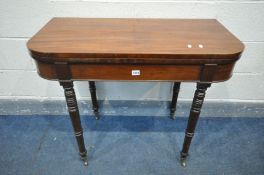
[
  {"left": 180, "top": 152, "right": 188, "bottom": 167},
  {"left": 170, "top": 110, "right": 176, "bottom": 120},
  {"left": 180, "top": 157, "right": 187, "bottom": 167},
  {"left": 94, "top": 110, "right": 99, "bottom": 120},
  {"left": 82, "top": 156, "right": 88, "bottom": 166}
]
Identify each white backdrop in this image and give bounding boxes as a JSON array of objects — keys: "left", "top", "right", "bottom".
[{"left": 0, "top": 0, "right": 264, "bottom": 102}]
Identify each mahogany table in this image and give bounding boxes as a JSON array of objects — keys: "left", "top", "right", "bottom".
[{"left": 27, "top": 18, "right": 244, "bottom": 167}]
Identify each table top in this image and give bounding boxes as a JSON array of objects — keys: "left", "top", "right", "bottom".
[{"left": 27, "top": 18, "right": 244, "bottom": 65}]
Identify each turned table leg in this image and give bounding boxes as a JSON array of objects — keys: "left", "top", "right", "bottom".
[
  {"left": 60, "top": 81, "right": 88, "bottom": 166},
  {"left": 180, "top": 82, "right": 211, "bottom": 167},
  {"left": 170, "top": 82, "right": 181, "bottom": 119},
  {"left": 88, "top": 81, "right": 99, "bottom": 120}
]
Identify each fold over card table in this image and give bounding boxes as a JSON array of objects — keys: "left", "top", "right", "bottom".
[{"left": 27, "top": 18, "right": 244, "bottom": 167}]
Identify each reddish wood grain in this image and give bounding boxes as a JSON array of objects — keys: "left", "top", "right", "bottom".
[
  {"left": 27, "top": 18, "right": 244, "bottom": 65},
  {"left": 29, "top": 18, "right": 244, "bottom": 82},
  {"left": 35, "top": 61, "right": 234, "bottom": 82}
]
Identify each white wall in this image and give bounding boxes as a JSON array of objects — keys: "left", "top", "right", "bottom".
[{"left": 0, "top": 0, "right": 264, "bottom": 102}]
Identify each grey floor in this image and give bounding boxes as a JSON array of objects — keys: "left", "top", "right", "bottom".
[{"left": 0, "top": 115, "right": 264, "bottom": 175}]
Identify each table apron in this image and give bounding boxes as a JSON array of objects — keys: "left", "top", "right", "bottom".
[{"left": 35, "top": 61, "right": 235, "bottom": 82}]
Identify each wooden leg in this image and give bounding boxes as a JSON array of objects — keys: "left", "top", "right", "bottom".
[
  {"left": 88, "top": 81, "right": 99, "bottom": 120},
  {"left": 170, "top": 82, "right": 181, "bottom": 119},
  {"left": 60, "top": 81, "right": 88, "bottom": 166},
  {"left": 180, "top": 82, "right": 211, "bottom": 167}
]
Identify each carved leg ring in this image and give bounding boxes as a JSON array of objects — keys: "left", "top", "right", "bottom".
[
  {"left": 180, "top": 82, "right": 211, "bottom": 167},
  {"left": 89, "top": 81, "right": 99, "bottom": 120},
  {"left": 60, "top": 81, "right": 88, "bottom": 166},
  {"left": 170, "top": 82, "right": 181, "bottom": 119}
]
